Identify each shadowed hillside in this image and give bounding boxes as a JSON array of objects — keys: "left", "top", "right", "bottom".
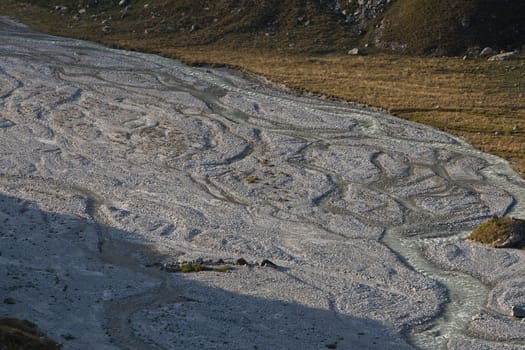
[
  {"left": 2, "top": 0, "right": 524, "bottom": 55},
  {"left": 374, "top": 0, "right": 525, "bottom": 55}
]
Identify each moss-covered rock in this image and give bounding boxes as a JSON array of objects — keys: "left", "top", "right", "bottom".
[{"left": 468, "top": 216, "right": 525, "bottom": 248}]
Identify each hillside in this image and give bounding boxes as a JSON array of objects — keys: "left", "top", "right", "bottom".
[
  {"left": 374, "top": 0, "right": 525, "bottom": 55},
  {"left": 2, "top": 0, "right": 524, "bottom": 55}
]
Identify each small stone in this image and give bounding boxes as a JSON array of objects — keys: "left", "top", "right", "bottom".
[
  {"left": 3, "top": 297, "right": 16, "bottom": 305},
  {"left": 235, "top": 258, "right": 248, "bottom": 266},
  {"left": 512, "top": 305, "right": 525, "bottom": 318},
  {"left": 348, "top": 48, "right": 361, "bottom": 55},
  {"left": 259, "top": 259, "right": 277, "bottom": 268},
  {"left": 471, "top": 313, "right": 485, "bottom": 321},
  {"left": 78, "top": 8, "right": 86, "bottom": 14},
  {"left": 480, "top": 47, "right": 496, "bottom": 56},
  {"left": 488, "top": 51, "right": 518, "bottom": 61},
  {"left": 118, "top": 0, "right": 128, "bottom": 6},
  {"left": 61, "top": 334, "right": 76, "bottom": 341},
  {"left": 102, "top": 26, "right": 111, "bottom": 33}
]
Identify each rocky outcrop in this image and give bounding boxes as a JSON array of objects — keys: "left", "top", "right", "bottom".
[{"left": 335, "top": 0, "right": 393, "bottom": 30}]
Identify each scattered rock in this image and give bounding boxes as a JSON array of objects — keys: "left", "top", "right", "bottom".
[
  {"left": 480, "top": 47, "right": 496, "bottom": 56},
  {"left": 102, "top": 25, "right": 111, "bottom": 34},
  {"left": 338, "top": 0, "right": 391, "bottom": 30},
  {"left": 348, "top": 47, "right": 362, "bottom": 55},
  {"left": 461, "top": 17, "right": 471, "bottom": 29},
  {"left": 259, "top": 259, "right": 277, "bottom": 268},
  {"left": 61, "top": 333, "right": 76, "bottom": 341},
  {"left": 78, "top": 8, "right": 86, "bottom": 15},
  {"left": 118, "top": 0, "right": 128, "bottom": 7},
  {"left": 235, "top": 258, "right": 249, "bottom": 266},
  {"left": 3, "top": 297, "right": 16, "bottom": 305},
  {"left": 121, "top": 6, "right": 130, "bottom": 19},
  {"left": 488, "top": 51, "right": 518, "bottom": 61},
  {"left": 297, "top": 15, "right": 307, "bottom": 25},
  {"left": 512, "top": 305, "right": 525, "bottom": 318},
  {"left": 471, "top": 313, "right": 485, "bottom": 321}
]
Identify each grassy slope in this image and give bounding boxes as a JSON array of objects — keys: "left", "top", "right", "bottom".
[{"left": 1, "top": 1, "right": 525, "bottom": 174}]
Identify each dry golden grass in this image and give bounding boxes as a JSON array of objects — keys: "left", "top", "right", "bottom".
[{"left": 1, "top": 2, "right": 525, "bottom": 174}]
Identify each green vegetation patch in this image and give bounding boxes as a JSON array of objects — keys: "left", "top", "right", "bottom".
[
  {"left": 0, "top": 318, "right": 61, "bottom": 350},
  {"left": 177, "top": 262, "right": 208, "bottom": 273},
  {"left": 164, "top": 262, "right": 232, "bottom": 273},
  {"left": 245, "top": 174, "right": 259, "bottom": 184}
]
